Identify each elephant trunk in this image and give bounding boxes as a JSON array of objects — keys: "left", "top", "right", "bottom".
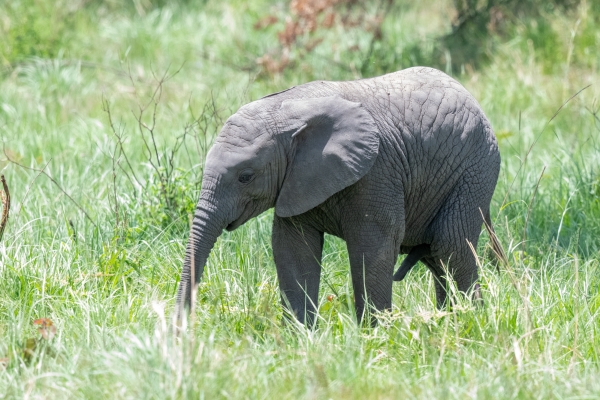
[{"left": 175, "top": 193, "right": 226, "bottom": 319}]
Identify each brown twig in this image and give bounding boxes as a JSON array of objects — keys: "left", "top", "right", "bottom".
[
  {"left": 102, "top": 97, "right": 144, "bottom": 190},
  {"left": 132, "top": 68, "right": 202, "bottom": 214},
  {"left": 0, "top": 175, "right": 10, "bottom": 242},
  {"left": 103, "top": 67, "right": 221, "bottom": 229},
  {"left": 3, "top": 146, "right": 97, "bottom": 227}
]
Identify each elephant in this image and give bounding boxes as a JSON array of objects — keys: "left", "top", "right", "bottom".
[{"left": 176, "top": 67, "right": 502, "bottom": 326}]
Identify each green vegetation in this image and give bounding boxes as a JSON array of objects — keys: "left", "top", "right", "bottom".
[{"left": 1, "top": 0, "right": 600, "bottom": 397}]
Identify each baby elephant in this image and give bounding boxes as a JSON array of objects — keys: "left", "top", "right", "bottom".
[{"left": 177, "top": 67, "right": 502, "bottom": 326}]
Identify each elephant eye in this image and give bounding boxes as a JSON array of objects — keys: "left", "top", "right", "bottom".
[{"left": 238, "top": 169, "right": 255, "bottom": 184}]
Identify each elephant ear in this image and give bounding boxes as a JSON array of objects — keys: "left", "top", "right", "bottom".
[{"left": 275, "top": 96, "right": 379, "bottom": 218}]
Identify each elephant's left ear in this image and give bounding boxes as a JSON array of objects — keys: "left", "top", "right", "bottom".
[{"left": 275, "top": 96, "right": 379, "bottom": 218}]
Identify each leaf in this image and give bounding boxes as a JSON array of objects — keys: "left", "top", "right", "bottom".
[{"left": 33, "top": 318, "right": 57, "bottom": 340}]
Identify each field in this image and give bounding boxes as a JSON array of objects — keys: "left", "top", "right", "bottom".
[{"left": 1, "top": 0, "right": 600, "bottom": 398}]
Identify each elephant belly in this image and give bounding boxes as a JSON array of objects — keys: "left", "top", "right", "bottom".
[{"left": 315, "top": 167, "right": 406, "bottom": 244}]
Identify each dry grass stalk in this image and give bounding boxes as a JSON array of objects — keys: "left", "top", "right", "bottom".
[
  {"left": 0, "top": 175, "right": 10, "bottom": 243},
  {"left": 480, "top": 208, "right": 508, "bottom": 269}
]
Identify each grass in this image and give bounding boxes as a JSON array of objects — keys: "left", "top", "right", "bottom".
[{"left": 1, "top": 0, "right": 600, "bottom": 398}]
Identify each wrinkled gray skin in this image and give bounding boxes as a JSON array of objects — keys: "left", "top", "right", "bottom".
[{"left": 176, "top": 67, "right": 501, "bottom": 326}]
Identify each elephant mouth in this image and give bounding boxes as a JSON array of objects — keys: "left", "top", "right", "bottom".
[
  {"left": 226, "top": 203, "right": 254, "bottom": 231},
  {"left": 226, "top": 218, "right": 244, "bottom": 231}
]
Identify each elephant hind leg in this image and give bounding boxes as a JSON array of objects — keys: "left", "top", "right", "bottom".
[
  {"left": 421, "top": 254, "right": 482, "bottom": 309},
  {"left": 426, "top": 182, "right": 490, "bottom": 307},
  {"left": 420, "top": 256, "right": 448, "bottom": 308}
]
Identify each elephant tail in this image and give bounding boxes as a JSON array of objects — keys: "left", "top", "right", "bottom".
[
  {"left": 481, "top": 208, "right": 507, "bottom": 272},
  {"left": 393, "top": 244, "right": 431, "bottom": 281}
]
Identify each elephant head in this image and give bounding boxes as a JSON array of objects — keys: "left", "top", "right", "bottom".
[{"left": 176, "top": 94, "right": 379, "bottom": 317}]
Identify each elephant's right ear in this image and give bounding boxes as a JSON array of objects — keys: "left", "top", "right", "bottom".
[{"left": 275, "top": 96, "right": 379, "bottom": 218}]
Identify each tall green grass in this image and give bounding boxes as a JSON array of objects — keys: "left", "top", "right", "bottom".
[{"left": 1, "top": 0, "right": 600, "bottom": 398}]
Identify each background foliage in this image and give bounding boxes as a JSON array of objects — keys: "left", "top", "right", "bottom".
[{"left": 1, "top": 0, "right": 600, "bottom": 398}]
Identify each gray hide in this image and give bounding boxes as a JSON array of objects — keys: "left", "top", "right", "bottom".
[{"left": 176, "top": 67, "right": 502, "bottom": 326}]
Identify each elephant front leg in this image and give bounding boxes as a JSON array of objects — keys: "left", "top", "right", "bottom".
[
  {"left": 272, "top": 216, "right": 324, "bottom": 327},
  {"left": 346, "top": 228, "right": 399, "bottom": 325}
]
